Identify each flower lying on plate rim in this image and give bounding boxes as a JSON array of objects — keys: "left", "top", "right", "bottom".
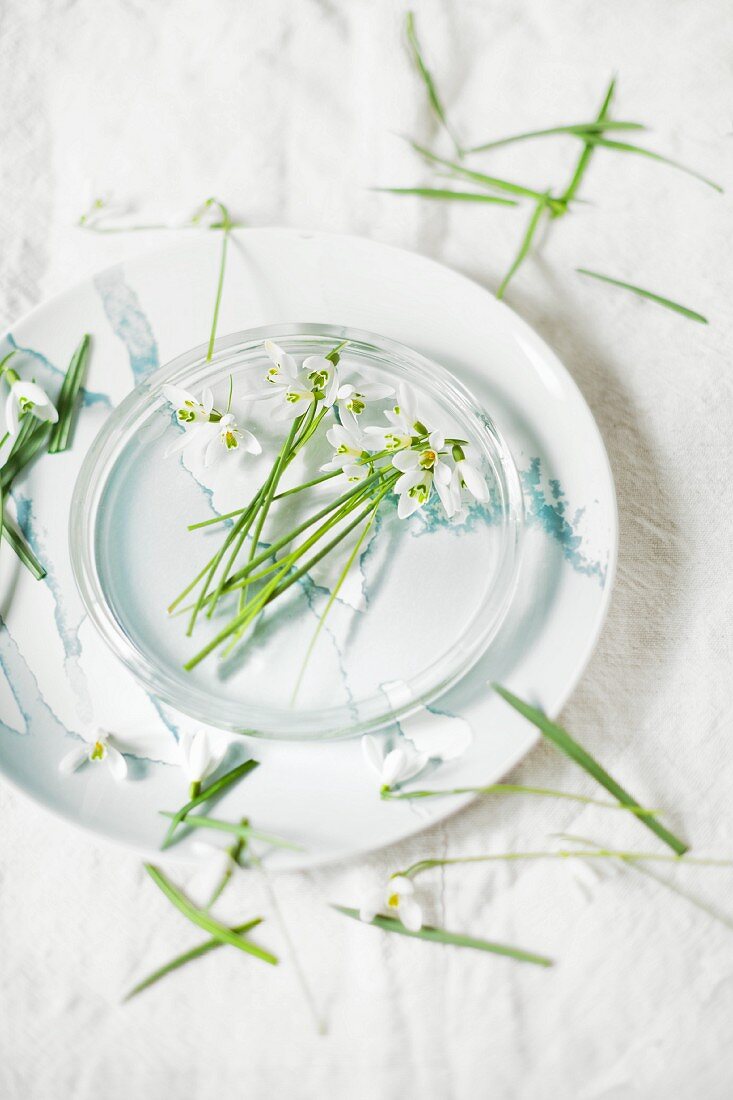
[{"left": 58, "top": 730, "right": 128, "bottom": 782}]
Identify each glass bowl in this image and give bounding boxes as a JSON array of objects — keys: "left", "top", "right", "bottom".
[{"left": 70, "top": 323, "right": 524, "bottom": 739}]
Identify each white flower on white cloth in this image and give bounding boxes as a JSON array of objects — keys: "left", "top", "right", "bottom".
[
  {"left": 58, "top": 730, "right": 128, "bottom": 782},
  {"left": 178, "top": 729, "right": 227, "bottom": 792},
  {"left": 335, "top": 374, "right": 393, "bottom": 422},
  {"left": 360, "top": 876, "right": 423, "bottom": 932},
  {"left": 162, "top": 383, "right": 214, "bottom": 426},
  {"left": 361, "top": 734, "right": 428, "bottom": 790},
  {"left": 321, "top": 422, "right": 371, "bottom": 483},
  {"left": 4, "top": 377, "right": 58, "bottom": 437},
  {"left": 392, "top": 431, "right": 452, "bottom": 520}
]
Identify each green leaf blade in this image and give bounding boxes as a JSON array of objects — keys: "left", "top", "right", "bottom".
[
  {"left": 123, "top": 917, "right": 263, "bottom": 1002},
  {"left": 374, "top": 186, "right": 518, "bottom": 206},
  {"left": 405, "top": 11, "right": 462, "bottom": 156},
  {"left": 468, "top": 119, "right": 646, "bottom": 154},
  {"left": 576, "top": 269, "right": 707, "bottom": 323},
  {"left": 145, "top": 864, "right": 277, "bottom": 965},
  {"left": 333, "top": 905, "right": 553, "bottom": 967},
  {"left": 587, "top": 137, "right": 723, "bottom": 192},
  {"left": 2, "top": 511, "right": 46, "bottom": 579},
  {"left": 492, "top": 684, "right": 688, "bottom": 855},
  {"left": 48, "top": 334, "right": 91, "bottom": 453},
  {"left": 161, "top": 758, "right": 259, "bottom": 850}
]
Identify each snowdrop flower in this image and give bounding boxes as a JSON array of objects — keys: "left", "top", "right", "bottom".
[
  {"left": 321, "top": 422, "right": 370, "bottom": 483},
  {"left": 162, "top": 383, "right": 214, "bottom": 426},
  {"left": 364, "top": 382, "right": 426, "bottom": 452},
  {"left": 335, "top": 374, "right": 393, "bottom": 421},
  {"left": 204, "top": 412, "right": 261, "bottom": 466},
  {"left": 391, "top": 431, "right": 451, "bottom": 520},
  {"left": 360, "top": 875, "right": 423, "bottom": 932},
  {"left": 3, "top": 370, "right": 58, "bottom": 437},
  {"left": 178, "top": 728, "right": 227, "bottom": 795},
  {"left": 362, "top": 734, "right": 428, "bottom": 791},
  {"left": 260, "top": 342, "right": 340, "bottom": 421},
  {"left": 451, "top": 445, "right": 490, "bottom": 505},
  {"left": 162, "top": 384, "right": 260, "bottom": 464},
  {"left": 59, "top": 730, "right": 128, "bottom": 782}
]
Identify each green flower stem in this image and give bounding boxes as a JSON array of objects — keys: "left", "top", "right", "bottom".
[
  {"left": 144, "top": 864, "right": 277, "bottom": 965},
  {"left": 242, "top": 417, "right": 302, "bottom": 573},
  {"left": 185, "top": 483, "right": 395, "bottom": 669},
  {"left": 211, "top": 467, "right": 389, "bottom": 596},
  {"left": 161, "top": 759, "right": 259, "bottom": 850},
  {"left": 381, "top": 784, "right": 659, "bottom": 816},
  {"left": 291, "top": 494, "right": 381, "bottom": 703},
  {"left": 204, "top": 199, "right": 234, "bottom": 362},
  {"left": 216, "top": 487, "right": 383, "bottom": 661},
  {"left": 160, "top": 811, "right": 302, "bottom": 850},
  {"left": 184, "top": 495, "right": 262, "bottom": 632},
  {"left": 123, "top": 916, "right": 263, "bottom": 1002},
  {"left": 176, "top": 469, "right": 387, "bottom": 620},
  {"left": 396, "top": 849, "right": 731, "bottom": 881},
  {"left": 0, "top": 349, "right": 16, "bottom": 376},
  {"left": 168, "top": 496, "right": 260, "bottom": 613},
  {"left": 203, "top": 478, "right": 276, "bottom": 623}
]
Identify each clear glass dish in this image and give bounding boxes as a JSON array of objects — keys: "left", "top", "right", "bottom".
[{"left": 70, "top": 323, "right": 524, "bottom": 739}]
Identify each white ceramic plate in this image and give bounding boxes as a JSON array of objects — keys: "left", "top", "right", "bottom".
[{"left": 0, "top": 228, "right": 617, "bottom": 869}]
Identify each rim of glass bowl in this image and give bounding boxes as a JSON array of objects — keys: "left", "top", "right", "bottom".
[{"left": 70, "top": 323, "right": 524, "bottom": 740}]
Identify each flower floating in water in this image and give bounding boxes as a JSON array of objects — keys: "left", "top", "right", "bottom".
[
  {"left": 162, "top": 383, "right": 260, "bottom": 464},
  {"left": 260, "top": 342, "right": 341, "bottom": 421},
  {"left": 59, "top": 730, "right": 128, "bottom": 781},
  {"left": 336, "top": 374, "right": 394, "bottom": 424},
  {"left": 178, "top": 728, "right": 228, "bottom": 797},
  {"left": 205, "top": 412, "right": 261, "bottom": 465},
  {"left": 321, "top": 422, "right": 371, "bottom": 483},
  {"left": 360, "top": 875, "right": 423, "bottom": 932},
  {"left": 392, "top": 428, "right": 453, "bottom": 519},
  {"left": 166, "top": 339, "right": 493, "bottom": 671},
  {"left": 362, "top": 734, "right": 428, "bottom": 791},
  {"left": 162, "top": 384, "right": 214, "bottom": 426}
]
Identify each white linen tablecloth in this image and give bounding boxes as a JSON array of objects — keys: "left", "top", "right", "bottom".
[{"left": 1, "top": 1, "right": 731, "bottom": 1096}]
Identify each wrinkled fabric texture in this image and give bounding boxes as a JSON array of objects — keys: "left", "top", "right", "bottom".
[{"left": 1, "top": 1, "right": 732, "bottom": 1098}]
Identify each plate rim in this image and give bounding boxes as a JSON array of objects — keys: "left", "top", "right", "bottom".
[{"left": 0, "top": 226, "right": 618, "bottom": 869}]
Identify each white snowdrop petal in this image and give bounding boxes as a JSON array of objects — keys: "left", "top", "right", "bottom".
[
  {"left": 361, "top": 734, "right": 385, "bottom": 775},
  {"left": 381, "top": 748, "right": 407, "bottom": 788},
  {"left": 106, "top": 745, "right": 129, "bottom": 781},
  {"left": 399, "top": 898, "right": 423, "bottom": 932},
  {"left": 460, "top": 462, "right": 490, "bottom": 502},
  {"left": 58, "top": 743, "right": 89, "bottom": 775}
]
